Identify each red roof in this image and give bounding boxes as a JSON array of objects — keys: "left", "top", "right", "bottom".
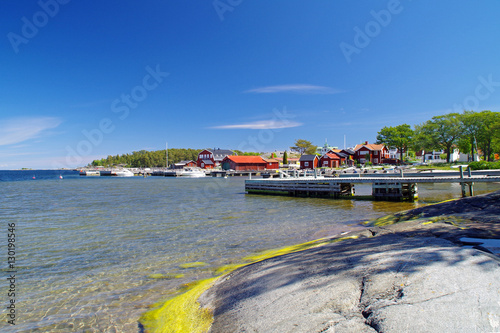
[
  {"left": 323, "top": 153, "right": 341, "bottom": 159},
  {"left": 354, "top": 143, "right": 385, "bottom": 151},
  {"left": 224, "top": 156, "right": 266, "bottom": 163}
]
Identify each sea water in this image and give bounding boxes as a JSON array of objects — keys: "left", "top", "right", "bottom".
[{"left": 1, "top": 170, "right": 499, "bottom": 332}]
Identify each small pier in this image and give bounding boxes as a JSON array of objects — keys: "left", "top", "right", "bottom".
[{"left": 245, "top": 168, "right": 500, "bottom": 201}]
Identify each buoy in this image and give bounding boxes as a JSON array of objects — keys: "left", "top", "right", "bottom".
[{"left": 59, "top": 175, "right": 63, "bottom": 179}]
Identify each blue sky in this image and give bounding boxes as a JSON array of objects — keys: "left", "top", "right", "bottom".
[{"left": 1, "top": 1, "right": 500, "bottom": 169}]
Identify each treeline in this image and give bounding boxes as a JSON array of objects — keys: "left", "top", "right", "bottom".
[
  {"left": 90, "top": 149, "right": 262, "bottom": 168},
  {"left": 91, "top": 149, "right": 202, "bottom": 168},
  {"left": 376, "top": 110, "right": 500, "bottom": 162}
]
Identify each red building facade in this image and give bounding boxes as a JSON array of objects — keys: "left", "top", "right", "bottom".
[
  {"left": 197, "top": 149, "right": 234, "bottom": 169},
  {"left": 319, "top": 152, "right": 343, "bottom": 168},
  {"left": 299, "top": 155, "right": 319, "bottom": 169},
  {"left": 221, "top": 156, "right": 267, "bottom": 171},
  {"left": 353, "top": 143, "right": 389, "bottom": 165}
]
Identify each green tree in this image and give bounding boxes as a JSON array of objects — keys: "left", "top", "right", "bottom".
[
  {"left": 376, "top": 124, "right": 414, "bottom": 163},
  {"left": 283, "top": 151, "right": 288, "bottom": 165},
  {"left": 415, "top": 113, "right": 461, "bottom": 163},
  {"left": 475, "top": 110, "right": 500, "bottom": 161},
  {"left": 459, "top": 111, "right": 483, "bottom": 161},
  {"left": 290, "top": 139, "right": 316, "bottom": 155}
]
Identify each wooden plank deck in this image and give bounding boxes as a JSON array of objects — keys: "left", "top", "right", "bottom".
[{"left": 245, "top": 174, "right": 500, "bottom": 201}]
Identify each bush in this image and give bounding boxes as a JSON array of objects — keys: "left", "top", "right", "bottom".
[{"left": 468, "top": 161, "right": 500, "bottom": 170}]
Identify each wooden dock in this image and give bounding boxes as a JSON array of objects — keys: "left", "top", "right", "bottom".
[{"left": 245, "top": 169, "right": 500, "bottom": 201}]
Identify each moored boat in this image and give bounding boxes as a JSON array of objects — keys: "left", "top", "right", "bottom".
[
  {"left": 112, "top": 169, "right": 134, "bottom": 177},
  {"left": 178, "top": 167, "right": 205, "bottom": 178}
]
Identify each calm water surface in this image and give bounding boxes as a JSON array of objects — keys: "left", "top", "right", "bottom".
[{"left": 1, "top": 170, "right": 499, "bottom": 332}]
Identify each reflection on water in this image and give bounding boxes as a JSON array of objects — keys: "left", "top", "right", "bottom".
[{"left": 0, "top": 173, "right": 498, "bottom": 332}]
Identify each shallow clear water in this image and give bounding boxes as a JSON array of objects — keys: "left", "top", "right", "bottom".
[{"left": 1, "top": 171, "right": 499, "bottom": 332}]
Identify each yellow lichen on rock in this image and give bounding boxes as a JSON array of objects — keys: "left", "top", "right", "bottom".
[{"left": 140, "top": 278, "right": 217, "bottom": 333}]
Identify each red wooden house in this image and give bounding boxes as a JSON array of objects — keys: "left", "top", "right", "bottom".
[
  {"left": 221, "top": 156, "right": 267, "bottom": 171},
  {"left": 319, "top": 151, "right": 346, "bottom": 168},
  {"left": 173, "top": 160, "right": 197, "bottom": 169},
  {"left": 299, "top": 155, "right": 319, "bottom": 169},
  {"left": 197, "top": 148, "right": 234, "bottom": 169},
  {"left": 263, "top": 158, "right": 280, "bottom": 169},
  {"left": 353, "top": 142, "right": 389, "bottom": 165}
]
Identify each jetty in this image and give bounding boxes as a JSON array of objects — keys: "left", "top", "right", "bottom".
[{"left": 245, "top": 167, "right": 500, "bottom": 201}]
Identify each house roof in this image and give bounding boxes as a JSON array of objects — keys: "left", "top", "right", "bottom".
[
  {"left": 321, "top": 152, "right": 341, "bottom": 160},
  {"left": 299, "top": 154, "right": 318, "bottom": 162},
  {"left": 224, "top": 156, "right": 266, "bottom": 164},
  {"left": 341, "top": 148, "right": 355, "bottom": 155},
  {"left": 206, "top": 148, "right": 234, "bottom": 156},
  {"left": 262, "top": 158, "right": 279, "bottom": 163},
  {"left": 354, "top": 143, "right": 385, "bottom": 152},
  {"left": 175, "top": 160, "right": 195, "bottom": 165},
  {"left": 201, "top": 159, "right": 214, "bottom": 165}
]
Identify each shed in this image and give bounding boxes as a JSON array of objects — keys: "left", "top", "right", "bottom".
[
  {"left": 299, "top": 155, "right": 319, "bottom": 169},
  {"left": 221, "top": 156, "right": 267, "bottom": 171},
  {"left": 263, "top": 158, "right": 280, "bottom": 170},
  {"left": 173, "top": 160, "right": 197, "bottom": 169}
]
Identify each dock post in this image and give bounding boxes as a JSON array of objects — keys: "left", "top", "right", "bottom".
[
  {"left": 314, "top": 169, "right": 317, "bottom": 178},
  {"left": 459, "top": 166, "right": 466, "bottom": 197},
  {"left": 249, "top": 172, "right": 252, "bottom": 180},
  {"left": 469, "top": 182, "right": 474, "bottom": 196},
  {"left": 400, "top": 169, "right": 404, "bottom": 178}
]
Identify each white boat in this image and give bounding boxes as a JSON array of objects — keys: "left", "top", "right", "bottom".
[
  {"left": 178, "top": 167, "right": 205, "bottom": 178},
  {"left": 112, "top": 169, "right": 134, "bottom": 177}
]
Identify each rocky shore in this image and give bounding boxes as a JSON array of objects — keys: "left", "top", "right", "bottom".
[{"left": 198, "top": 191, "right": 500, "bottom": 332}]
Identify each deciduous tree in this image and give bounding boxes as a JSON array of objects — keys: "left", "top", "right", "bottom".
[
  {"left": 290, "top": 139, "right": 316, "bottom": 155},
  {"left": 376, "top": 124, "right": 414, "bottom": 163},
  {"left": 415, "top": 113, "right": 461, "bottom": 163}
]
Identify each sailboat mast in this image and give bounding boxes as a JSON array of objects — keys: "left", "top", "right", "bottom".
[{"left": 166, "top": 142, "right": 168, "bottom": 169}]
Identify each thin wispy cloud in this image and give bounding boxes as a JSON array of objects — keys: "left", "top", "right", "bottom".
[
  {"left": 211, "top": 119, "right": 302, "bottom": 130},
  {"left": 0, "top": 117, "right": 62, "bottom": 146},
  {"left": 245, "top": 84, "right": 344, "bottom": 94}
]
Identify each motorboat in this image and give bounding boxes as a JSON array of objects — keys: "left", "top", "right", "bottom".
[
  {"left": 112, "top": 169, "right": 134, "bottom": 177},
  {"left": 178, "top": 167, "right": 205, "bottom": 178}
]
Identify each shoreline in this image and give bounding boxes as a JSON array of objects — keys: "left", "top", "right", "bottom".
[{"left": 139, "top": 190, "right": 500, "bottom": 332}]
